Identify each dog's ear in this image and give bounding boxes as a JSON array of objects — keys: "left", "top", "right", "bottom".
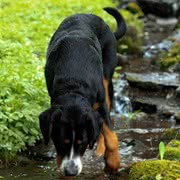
[
  {"left": 86, "top": 111, "right": 103, "bottom": 149},
  {"left": 39, "top": 107, "right": 61, "bottom": 145},
  {"left": 39, "top": 109, "right": 51, "bottom": 145}
]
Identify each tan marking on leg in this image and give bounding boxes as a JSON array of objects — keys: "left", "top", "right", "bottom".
[
  {"left": 96, "top": 132, "right": 105, "bottom": 156},
  {"left": 103, "top": 77, "right": 111, "bottom": 112},
  {"left": 102, "top": 123, "right": 120, "bottom": 172},
  {"left": 102, "top": 123, "right": 118, "bottom": 151}
]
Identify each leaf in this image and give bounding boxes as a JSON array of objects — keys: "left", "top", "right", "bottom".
[
  {"left": 156, "top": 174, "right": 162, "bottom": 180},
  {"left": 159, "top": 141, "right": 165, "bottom": 160}
]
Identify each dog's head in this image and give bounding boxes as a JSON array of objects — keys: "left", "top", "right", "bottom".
[{"left": 39, "top": 105, "right": 102, "bottom": 176}]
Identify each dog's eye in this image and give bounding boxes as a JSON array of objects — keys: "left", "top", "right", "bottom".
[
  {"left": 64, "top": 139, "right": 70, "bottom": 144},
  {"left": 76, "top": 140, "right": 82, "bottom": 145}
]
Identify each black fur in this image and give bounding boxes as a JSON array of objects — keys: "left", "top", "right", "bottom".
[{"left": 39, "top": 7, "right": 126, "bottom": 160}]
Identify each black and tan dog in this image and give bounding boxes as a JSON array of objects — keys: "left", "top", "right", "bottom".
[{"left": 39, "top": 7, "right": 126, "bottom": 176}]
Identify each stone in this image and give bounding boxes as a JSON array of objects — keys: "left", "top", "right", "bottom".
[
  {"left": 125, "top": 72, "right": 180, "bottom": 89},
  {"left": 136, "top": 0, "right": 180, "bottom": 18},
  {"left": 175, "top": 111, "right": 180, "bottom": 122}
]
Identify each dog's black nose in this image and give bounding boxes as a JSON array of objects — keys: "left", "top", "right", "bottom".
[{"left": 64, "top": 160, "right": 78, "bottom": 176}]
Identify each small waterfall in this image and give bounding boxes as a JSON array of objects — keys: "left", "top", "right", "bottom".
[{"left": 112, "top": 76, "right": 132, "bottom": 117}]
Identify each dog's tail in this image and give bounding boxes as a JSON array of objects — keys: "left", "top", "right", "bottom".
[{"left": 103, "top": 7, "right": 126, "bottom": 40}]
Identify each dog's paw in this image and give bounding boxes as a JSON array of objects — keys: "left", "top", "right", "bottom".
[{"left": 104, "top": 149, "right": 120, "bottom": 173}]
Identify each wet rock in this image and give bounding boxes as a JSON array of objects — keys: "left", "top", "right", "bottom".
[
  {"left": 144, "top": 31, "right": 180, "bottom": 58},
  {"left": 130, "top": 112, "right": 147, "bottom": 121},
  {"left": 129, "top": 160, "right": 180, "bottom": 180},
  {"left": 132, "top": 100, "right": 157, "bottom": 113},
  {"left": 125, "top": 72, "right": 180, "bottom": 89},
  {"left": 124, "top": 72, "right": 180, "bottom": 116},
  {"left": 176, "top": 85, "right": 180, "bottom": 98},
  {"left": 26, "top": 140, "right": 56, "bottom": 160},
  {"left": 17, "top": 156, "right": 33, "bottom": 166},
  {"left": 175, "top": 112, "right": 180, "bottom": 122},
  {"left": 156, "top": 17, "right": 178, "bottom": 30},
  {"left": 131, "top": 93, "right": 180, "bottom": 118},
  {"left": 136, "top": 0, "right": 180, "bottom": 17},
  {"left": 117, "top": 53, "right": 129, "bottom": 67},
  {"left": 169, "top": 62, "right": 180, "bottom": 73},
  {"left": 164, "top": 139, "right": 180, "bottom": 161}
]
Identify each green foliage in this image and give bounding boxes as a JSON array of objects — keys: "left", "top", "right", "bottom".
[
  {"left": 118, "top": 10, "right": 144, "bottom": 54},
  {"left": 164, "top": 140, "right": 180, "bottom": 161},
  {"left": 155, "top": 174, "right": 162, "bottom": 180},
  {"left": 127, "top": 2, "right": 144, "bottom": 16},
  {"left": 113, "top": 66, "right": 122, "bottom": 79},
  {"left": 159, "top": 141, "right": 165, "bottom": 160},
  {"left": 159, "top": 43, "right": 180, "bottom": 69},
  {"left": 0, "top": 40, "right": 49, "bottom": 160}
]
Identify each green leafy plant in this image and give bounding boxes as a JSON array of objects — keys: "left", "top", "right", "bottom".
[
  {"left": 159, "top": 141, "right": 165, "bottom": 160},
  {"left": 156, "top": 174, "right": 162, "bottom": 180}
]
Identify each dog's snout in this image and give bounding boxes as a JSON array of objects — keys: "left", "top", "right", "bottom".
[{"left": 64, "top": 160, "right": 78, "bottom": 176}]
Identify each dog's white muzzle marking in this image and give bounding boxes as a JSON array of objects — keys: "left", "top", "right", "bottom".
[{"left": 61, "top": 146, "right": 82, "bottom": 176}]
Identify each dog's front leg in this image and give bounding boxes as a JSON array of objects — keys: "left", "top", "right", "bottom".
[
  {"left": 102, "top": 123, "right": 120, "bottom": 172},
  {"left": 96, "top": 123, "right": 120, "bottom": 172}
]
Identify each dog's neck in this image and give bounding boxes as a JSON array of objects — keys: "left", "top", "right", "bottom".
[
  {"left": 51, "top": 92, "right": 91, "bottom": 108},
  {"left": 51, "top": 77, "right": 90, "bottom": 100}
]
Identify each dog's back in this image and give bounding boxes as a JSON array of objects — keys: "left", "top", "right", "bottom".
[{"left": 45, "top": 8, "right": 126, "bottom": 104}]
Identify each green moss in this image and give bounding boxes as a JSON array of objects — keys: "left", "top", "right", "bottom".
[
  {"left": 160, "top": 43, "right": 180, "bottom": 69},
  {"left": 127, "top": 2, "right": 144, "bottom": 16},
  {"left": 167, "top": 140, "right": 180, "bottom": 147},
  {"left": 164, "top": 140, "right": 180, "bottom": 161},
  {"left": 161, "top": 129, "right": 180, "bottom": 143},
  {"left": 129, "top": 160, "right": 180, "bottom": 180},
  {"left": 118, "top": 10, "right": 144, "bottom": 54}
]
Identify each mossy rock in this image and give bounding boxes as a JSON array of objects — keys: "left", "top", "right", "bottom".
[
  {"left": 160, "top": 43, "right": 180, "bottom": 69},
  {"left": 127, "top": 2, "right": 144, "bottom": 16},
  {"left": 129, "top": 160, "right": 180, "bottom": 180},
  {"left": 161, "top": 129, "right": 180, "bottom": 143},
  {"left": 117, "top": 9, "right": 144, "bottom": 54},
  {"left": 175, "top": 112, "right": 180, "bottom": 121},
  {"left": 164, "top": 140, "right": 180, "bottom": 161}
]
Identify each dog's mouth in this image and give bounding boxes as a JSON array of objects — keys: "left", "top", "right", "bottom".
[
  {"left": 57, "top": 144, "right": 83, "bottom": 176},
  {"left": 58, "top": 156, "right": 83, "bottom": 176}
]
